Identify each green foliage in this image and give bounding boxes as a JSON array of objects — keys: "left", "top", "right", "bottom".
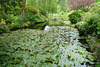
[
  {"left": 96, "top": 62, "right": 100, "bottom": 67},
  {"left": 0, "top": 0, "right": 22, "bottom": 15},
  {"left": 85, "top": 36, "right": 99, "bottom": 51},
  {"left": 97, "top": 0, "right": 100, "bottom": 2},
  {"left": 0, "top": 15, "right": 24, "bottom": 33},
  {"left": 34, "top": 14, "right": 46, "bottom": 22},
  {"left": 48, "top": 21, "right": 64, "bottom": 26},
  {"left": 0, "top": 0, "right": 48, "bottom": 33},
  {"left": 97, "top": 22, "right": 100, "bottom": 34},
  {"left": 0, "top": 26, "right": 95, "bottom": 67},
  {"left": 0, "top": 19, "right": 7, "bottom": 33},
  {"left": 0, "top": 12, "right": 8, "bottom": 21},
  {"left": 76, "top": 21, "right": 88, "bottom": 34},
  {"left": 25, "top": 6, "right": 40, "bottom": 14},
  {"left": 7, "top": 5, "right": 21, "bottom": 15},
  {"left": 57, "top": 0, "right": 68, "bottom": 11},
  {"left": 0, "top": 19, "right": 6, "bottom": 25},
  {"left": 25, "top": 13, "right": 35, "bottom": 21},
  {"left": 68, "top": 10, "right": 82, "bottom": 24},
  {"left": 0, "top": 13, "right": 47, "bottom": 33},
  {"left": 85, "top": 36, "right": 100, "bottom": 63},
  {"left": 8, "top": 22, "right": 20, "bottom": 30},
  {"left": 77, "top": 2, "right": 100, "bottom": 35},
  {"left": 76, "top": 14, "right": 100, "bottom": 35},
  {"left": 82, "top": 12, "right": 92, "bottom": 21},
  {"left": 82, "top": 8, "right": 90, "bottom": 12},
  {"left": 87, "top": 14, "right": 100, "bottom": 34},
  {"left": 15, "top": 16, "right": 24, "bottom": 23},
  {"left": 0, "top": 19, "right": 11, "bottom": 33},
  {"left": 47, "top": 11, "right": 72, "bottom": 26},
  {"left": 25, "top": 12, "right": 46, "bottom": 22},
  {"left": 76, "top": 3, "right": 100, "bottom": 64},
  {"left": 26, "top": 0, "right": 58, "bottom": 14},
  {"left": 89, "top": 2, "right": 100, "bottom": 14}
]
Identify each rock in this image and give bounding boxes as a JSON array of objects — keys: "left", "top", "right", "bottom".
[
  {"left": 71, "top": 24, "right": 75, "bottom": 28},
  {"left": 52, "top": 18, "right": 57, "bottom": 22},
  {"left": 44, "top": 26, "right": 51, "bottom": 30},
  {"left": 63, "top": 21, "right": 71, "bottom": 25}
]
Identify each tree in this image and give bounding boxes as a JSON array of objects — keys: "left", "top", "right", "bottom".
[
  {"left": 21, "top": 0, "right": 26, "bottom": 19},
  {"left": 26, "top": 0, "right": 58, "bottom": 14},
  {"left": 0, "top": 0, "right": 22, "bottom": 14},
  {"left": 0, "top": 0, "right": 7, "bottom": 13},
  {"left": 67, "top": 0, "right": 96, "bottom": 11},
  {"left": 58, "top": 0, "right": 68, "bottom": 11}
]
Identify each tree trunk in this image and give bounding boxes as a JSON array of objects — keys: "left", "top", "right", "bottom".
[
  {"left": 21, "top": 0, "right": 26, "bottom": 19},
  {"left": 1, "top": 4, "right": 5, "bottom": 13}
]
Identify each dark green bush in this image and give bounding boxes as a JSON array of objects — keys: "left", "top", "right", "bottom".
[
  {"left": 0, "top": 12, "right": 8, "bottom": 21},
  {"left": 76, "top": 21, "right": 89, "bottom": 35},
  {"left": 87, "top": 14, "right": 100, "bottom": 34},
  {"left": 68, "top": 11, "right": 82, "bottom": 24},
  {"left": 15, "top": 16, "right": 24, "bottom": 23},
  {"left": 7, "top": 16, "right": 24, "bottom": 30},
  {"left": 6, "top": 5, "right": 21, "bottom": 15},
  {"left": 77, "top": 13, "right": 100, "bottom": 35},
  {"left": 25, "top": 13, "right": 36, "bottom": 21},
  {"left": 8, "top": 22, "right": 20, "bottom": 30},
  {"left": 76, "top": 3, "right": 100, "bottom": 65},
  {"left": 0, "top": 26, "right": 6, "bottom": 33},
  {"left": 0, "top": 13, "right": 21, "bottom": 24},
  {"left": 25, "top": 6, "right": 39, "bottom": 14},
  {"left": 5, "top": 14, "right": 16, "bottom": 24},
  {"left": 0, "top": 15, "right": 24, "bottom": 33},
  {"left": 82, "top": 8, "right": 90, "bottom": 12},
  {"left": 97, "top": 22, "right": 100, "bottom": 35}
]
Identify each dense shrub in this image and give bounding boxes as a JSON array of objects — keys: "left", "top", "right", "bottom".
[
  {"left": 0, "top": 19, "right": 8, "bottom": 33},
  {"left": 68, "top": 11, "right": 82, "bottom": 24},
  {"left": 87, "top": 14, "right": 100, "bottom": 34},
  {"left": 48, "top": 21, "right": 65, "bottom": 26},
  {"left": 0, "top": 15, "right": 24, "bottom": 33},
  {"left": 82, "top": 12, "right": 92, "bottom": 21},
  {"left": 6, "top": 5, "right": 21, "bottom": 15},
  {"left": 97, "top": 22, "right": 100, "bottom": 35},
  {"left": 25, "top": 6, "right": 39, "bottom": 14},
  {"left": 79, "top": 2, "right": 100, "bottom": 35},
  {"left": 82, "top": 8, "right": 90, "bottom": 12},
  {"left": 8, "top": 22, "right": 20, "bottom": 30},
  {"left": 0, "top": 13, "right": 47, "bottom": 33},
  {"left": 76, "top": 21, "right": 88, "bottom": 35},
  {"left": 5, "top": 15, "right": 22, "bottom": 24},
  {"left": 0, "top": 13, "right": 23, "bottom": 24},
  {"left": 67, "top": 0, "right": 96, "bottom": 11},
  {"left": 25, "top": 13, "right": 36, "bottom": 21},
  {"left": 76, "top": 14, "right": 100, "bottom": 35},
  {"left": 89, "top": 2, "right": 100, "bottom": 14},
  {"left": 84, "top": 36, "right": 100, "bottom": 64},
  {"left": 7, "top": 16, "right": 23, "bottom": 30},
  {"left": 0, "top": 12, "right": 8, "bottom": 21}
]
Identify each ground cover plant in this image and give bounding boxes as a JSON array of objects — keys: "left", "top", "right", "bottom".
[
  {"left": 0, "top": 0, "right": 100, "bottom": 67},
  {"left": 0, "top": 26, "right": 95, "bottom": 67}
]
